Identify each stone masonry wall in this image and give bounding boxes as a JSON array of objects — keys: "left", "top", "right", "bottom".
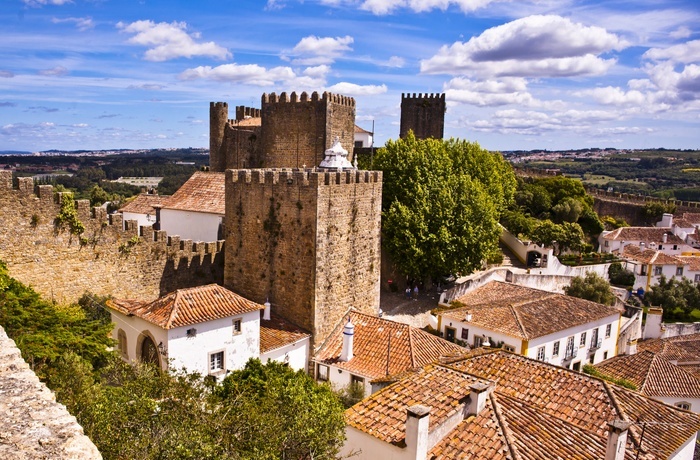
[
  {"left": 0, "top": 326, "right": 102, "bottom": 459},
  {"left": 400, "top": 93, "right": 445, "bottom": 140},
  {"left": 224, "top": 168, "right": 381, "bottom": 349},
  {"left": 0, "top": 171, "right": 223, "bottom": 305}
]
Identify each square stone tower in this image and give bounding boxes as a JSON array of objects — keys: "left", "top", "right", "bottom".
[
  {"left": 223, "top": 168, "right": 382, "bottom": 350},
  {"left": 400, "top": 93, "right": 446, "bottom": 140}
]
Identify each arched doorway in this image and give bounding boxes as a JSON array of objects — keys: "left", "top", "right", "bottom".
[{"left": 140, "top": 335, "right": 160, "bottom": 367}]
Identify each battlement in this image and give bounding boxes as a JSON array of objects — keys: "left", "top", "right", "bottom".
[
  {"left": 211, "top": 101, "right": 228, "bottom": 109},
  {"left": 261, "top": 91, "right": 355, "bottom": 108},
  {"left": 402, "top": 92, "right": 445, "bottom": 101},
  {"left": 235, "top": 106, "right": 261, "bottom": 120},
  {"left": 227, "top": 168, "right": 381, "bottom": 187}
]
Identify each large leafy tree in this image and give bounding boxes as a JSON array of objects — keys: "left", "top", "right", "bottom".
[
  {"left": 374, "top": 133, "right": 516, "bottom": 280},
  {"left": 564, "top": 272, "right": 615, "bottom": 306},
  {"left": 645, "top": 275, "right": 700, "bottom": 321}
]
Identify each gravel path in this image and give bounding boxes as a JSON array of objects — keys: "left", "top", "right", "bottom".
[{"left": 380, "top": 289, "right": 442, "bottom": 329}]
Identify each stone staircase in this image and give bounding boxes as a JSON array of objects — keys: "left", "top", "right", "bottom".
[{"left": 498, "top": 241, "right": 527, "bottom": 270}]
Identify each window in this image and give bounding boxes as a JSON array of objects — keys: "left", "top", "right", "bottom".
[
  {"left": 572, "top": 361, "right": 581, "bottom": 372},
  {"left": 117, "top": 329, "right": 128, "bottom": 359},
  {"left": 654, "top": 266, "right": 662, "bottom": 276},
  {"left": 580, "top": 332, "right": 587, "bottom": 347},
  {"left": 233, "top": 318, "right": 242, "bottom": 335},
  {"left": 445, "top": 327, "right": 456, "bottom": 342},
  {"left": 641, "top": 265, "right": 648, "bottom": 275},
  {"left": 605, "top": 324, "right": 612, "bottom": 338},
  {"left": 604, "top": 241, "right": 609, "bottom": 247},
  {"left": 537, "top": 346, "right": 546, "bottom": 361},
  {"left": 588, "top": 355, "right": 595, "bottom": 364},
  {"left": 461, "top": 328, "right": 469, "bottom": 340},
  {"left": 354, "top": 141, "right": 363, "bottom": 148},
  {"left": 552, "top": 341, "right": 560, "bottom": 357},
  {"left": 504, "top": 344, "right": 516, "bottom": 352},
  {"left": 351, "top": 374, "right": 365, "bottom": 386},
  {"left": 676, "top": 267, "right": 684, "bottom": 276},
  {"left": 317, "top": 364, "right": 329, "bottom": 382},
  {"left": 474, "top": 336, "right": 483, "bottom": 348},
  {"left": 695, "top": 274, "right": 700, "bottom": 283},
  {"left": 658, "top": 245, "right": 663, "bottom": 250},
  {"left": 591, "top": 328, "right": 599, "bottom": 349},
  {"left": 603, "top": 351, "right": 608, "bottom": 360},
  {"left": 209, "top": 351, "right": 225, "bottom": 374},
  {"left": 675, "top": 402, "right": 691, "bottom": 411},
  {"left": 673, "top": 245, "right": 678, "bottom": 250},
  {"left": 565, "top": 336, "right": 575, "bottom": 360}
]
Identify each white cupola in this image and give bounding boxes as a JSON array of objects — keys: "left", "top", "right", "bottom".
[
  {"left": 263, "top": 298, "right": 271, "bottom": 321},
  {"left": 339, "top": 317, "right": 355, "bottom": 362},
  {"left": 319, "top": 137, "right": 354, "bottom": 169}
]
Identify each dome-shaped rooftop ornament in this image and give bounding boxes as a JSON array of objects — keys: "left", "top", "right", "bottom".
[{"left": 319, "top": 137, "right": 354, "bottom": 170}]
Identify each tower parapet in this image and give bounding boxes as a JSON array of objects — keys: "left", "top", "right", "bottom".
[
  {"left": 400, "top": 92, "right": 446, "bottom": 140},
  {"left": 210, "top": 102, "right": 229, "bottom": 172}
]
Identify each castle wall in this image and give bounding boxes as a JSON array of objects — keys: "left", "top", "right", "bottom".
[
  {"left": 0, "top": 171, "right": 224, "bottom": 305},
  {"left": 400, "top": 93, "right": 446, "bottom": 140},
  {"left": 224, "top": 168, "right": 381, "bottom": 349},
  {"left": 222, "top": 124, "right": 263, "bottom": 169}
]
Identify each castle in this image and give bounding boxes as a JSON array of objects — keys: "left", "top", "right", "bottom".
[{"left": 399, "top": 93, "right": 446, "bottom": 140}]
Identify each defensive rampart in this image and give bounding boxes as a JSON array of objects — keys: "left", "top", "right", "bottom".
[{"left": 0, "top": 171, "right": 223, "bottom": 305}]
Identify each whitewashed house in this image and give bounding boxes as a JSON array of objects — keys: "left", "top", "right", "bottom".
[
  {"left": 107, "top": 284, "right": 310, "bottom": 379},
  {"left": 619, "top": 245, "right": 700, "bottom": 292},
  {"left": 437, "top": 281, "right": 621, "bottom": 370},
  {"left": 119, "top": 194, "right": 168, "bottom": 230},
  {"left": 354, "top": 125, "right": 373, "bottom": 148},
  {"left": 156, "top": 171, "right": 225, "bottom": 242},
  {"left": 313, "top": 311, "right": 465, "bottom": 397}
]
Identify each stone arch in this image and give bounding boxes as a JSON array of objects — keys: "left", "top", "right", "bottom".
[{"left": 136, "top": 330, "right": 161, "bottom": 368}]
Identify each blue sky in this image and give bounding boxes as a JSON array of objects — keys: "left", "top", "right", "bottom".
[{"left": 1, "top": 0, "right": 699, "bottom": 152}]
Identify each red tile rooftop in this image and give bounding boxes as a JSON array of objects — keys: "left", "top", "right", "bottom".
[{"left": 160, "top": 171, "right": 225, "bottom": 215}]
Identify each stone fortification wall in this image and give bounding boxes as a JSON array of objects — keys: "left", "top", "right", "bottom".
[
  {"left": 400, "top": 93, "right": 445, "bottom": 140},
  {"left": 261, "top": 92, "right": 356, "bottom": 169},
  {"left": 0, "top": 326, "right": 102, "bottom": 459},
  {"left": 588, "top": 187, "right": 700, "bottom": 226},
  {"left": 224, "top": 168, "right": 381, "bottom": 349},
  {"left": 0, "top": 171, "right": 223, "bottom": 305}
]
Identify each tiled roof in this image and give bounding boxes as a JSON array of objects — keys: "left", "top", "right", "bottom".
[
  {"left": 161, "top": 171, "right": 225, "bottom": 214},
  {"left": 621, "top": 245, "right": 682, "bottom": 265},
  {"left": 108, "top": 284, "right": 264, "bottom": 329},
  {"left": 682, "top": 212, "right": 700, "bottom": 225},
  {"left": 314, "top": 311, "right": 466, "bottom": 380},
  {"left": 594, "top": 351, "right": 700, "bottom": 398},
  {"left": 602, "top": 227, "right": 683, "bottom": 244},
  {"left": 354, "top": 125, "right": 371, "bottom": 134},
  {"left": 441, "top": 281, "right": 620, "bottom": 340},
  {"left": 119, "top": 194, "right": 169, "bottom": 215},
  {"left": 260, "top": 313, "right": 310, "bottom": 353},
  {"left": 346, "top": 349, "right": 700, "bottom": 459},
  {"left": 637, "top": 333, "right": 700, "bottom": 364},
  {"left": 672, "top": 217, "right": 694, "bottom": 228},
  {"left": 678, "top": 256, "right": 700, "bottom": 271}
]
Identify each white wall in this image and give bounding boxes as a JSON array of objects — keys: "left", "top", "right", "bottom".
[
  {"left": 122, "top": 211, "right": 156, "bottom": 231},
  {"left": 655, "top": 396, "right": 700, "bottom": 414},
  {"left": 260, "top": 337, "right": 310, "bottom": 372},
  {"left": 111, "top": 311, "right": 168, "bottom": 370},
  {"left": 342, "top": 425, "right": 412, "bottom": 460},
  {"left": 354, "top": 132, "right": 373, "bottom": 148},
  {"left": 315, "top": 362, "right": 373, "bottom": 397},
  {"left": 159, "top": 208, "right": 223, "bottom": 242},
  {"left": 669, "top": 432, "right": 698, "bottom": 460},
  {"left": 167, "top": 310, "right": 260, "bottom": 378}
]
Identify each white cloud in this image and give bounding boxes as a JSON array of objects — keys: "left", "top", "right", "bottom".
[
  {"left": 117, "top": 20, "right": 231, "bottom": 62},
  {"left": 356, "top": 0, "right": 497, "bottom": 15},
  {"left": 326, "top": 82, "right": 387, "bottom": 95},
  {"left": 670, "top": 26, "right": 693, "bottom": 40},
  {"left": 575, "top": 86, "right": 648, "bottom": 106},
  {"left": 178, "top": 64, "right": 297, "bottom": 86},
  {"left": 644, "top": 40, "right": 700, "bottom": 64},
  {"left": 51, "top": 16, "right": 94, "bottom": 31},
  {"left": 22, "top": 0, "right": 72, "bottom": 6},
  {"left": 381, "top": 56, "right": 405, "bottom": 68},
  {"left": 127, "top": 84, "right": 165, "bottom": 90},
  {"left": 421, "top": 15, "right": 626, "bottom": 78},
  {"left": 38, "top": 66, "right": 68, "bottom": 76},
  {"left": 72, "top": 123, "right": 88, "bottom": 128},
  {"left": 282, "top": 35, "right": 353, "bottom": 65},
  {"left": 0, "top": 71, "right": 14, "bottom": 78},
  {"left": 444, "top": 77, "right": 537, "bottom": 107}
]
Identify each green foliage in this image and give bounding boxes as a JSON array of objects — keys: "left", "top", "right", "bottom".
[
  {"left": 373, "top": 133, "right": 516, "bottom": 280},
  {"left": 337, "top": 381, "right": 366, "bottom": 409},
  {"left": 645, "top": 276, "right": 700, "bottom": 322},
  {"left": 530, "top": 220, "right": 585, "bottom": 255},
  {"left": 582, "top": 364, "right": 637, "bottom": 389},
  {"left": 0, "top": 262, "right": 113, "bottom": 379},
  {"left": 216, "top": 359, "right": 346, "bottom": 460},
  {"left": 641, "top": 201, "right": 677, "bottom": 225},
  {"left": 602, "top": 215, "right": 629, "bottom": 230},
  {"left": 564, "top": 272, "right": 615, "bottom": 306},
  {"left": 54, "top": 193, "right": 85, "bottom": 236},
  {"left": 608, "top": 262, "right": 635, "bottom": 287},
  {"left": 118, "top": 235, "right": 141, "bottom": 254}
]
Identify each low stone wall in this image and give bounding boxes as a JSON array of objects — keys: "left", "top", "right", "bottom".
[{"left": 0, "top": 326, "right": 101, "bottom": 459}]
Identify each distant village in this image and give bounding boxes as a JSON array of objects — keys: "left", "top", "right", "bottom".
[{"left": 1, "top": 91, "right": 700, "bottom": 460}]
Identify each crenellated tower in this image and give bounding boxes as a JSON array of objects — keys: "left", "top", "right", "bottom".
[
  {"left": 400, "top": 92, "right": 446, "bottom": 140},
  {"left": 209, "top": 102, "right": 229, "bottom": 172}
]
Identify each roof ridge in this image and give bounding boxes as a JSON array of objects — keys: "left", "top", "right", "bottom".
[
  {"left": 508, "top": 304, "right": 529, "bottom": 340},
  {"left": 165, "top": 289, "right": 183, "bottom": 329},
  {"left": 408, "top": 324, "right": 417, "bottom": 369},
  {"left": 489, "top": 393, "right": 521, "bottom": 460},
  {"left": 600, "top": 380, "right": 644, "bottom": 452}
]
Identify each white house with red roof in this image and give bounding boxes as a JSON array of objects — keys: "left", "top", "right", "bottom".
[
  {"left": 312, "top": 310, "right": 465, "bottom": 397},
  {"left": 619, "top": 245, "right": 700, "bottom": 291},
  {"left": 156, "top": 171, "right": 225, "bottom": 242},
  {"left": 118, "top": 193, "right": 169, "bottom": 230},
  {"left": 107, "top": 284, "right": 310, "bottom": 380},
  {"left": 437, "top": 281, "right": 622, "bottom": 370}
]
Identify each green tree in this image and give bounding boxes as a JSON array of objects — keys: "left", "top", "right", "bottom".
[
  {"left": 552, "top": 197, "right": 584, "bottom": 223},
  {"left": 216, "top": 359, "right": 346, "bottom": 460},
  {"left": 645, "top": 275, "right": 700, "bottom": 321},
  {"left": 564, "top": 272, "right": 615, "bottom": 306},
  {"left": 641, "top": 201, "right": 677, "bottom": 225},
  {"left": 608, "top": 262, "right": 635, "bottom": 287},
  {"left": 373, "top": 133, "right": 516, "bottom": 280}
]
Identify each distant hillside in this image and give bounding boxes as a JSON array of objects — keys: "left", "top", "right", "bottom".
[{"left": 0, "top": 151, "right": 32, "bottom": 155}]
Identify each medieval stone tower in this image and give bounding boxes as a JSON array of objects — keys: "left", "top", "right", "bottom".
[
  {"left": 210, "top": 91, "right": 356, "bottom": 172},
  {"left": 216, "top": 92, "right": 381, "bottom": 350},
  {"left": 399, "top": 92, "right": 446, "bottom": 140}
]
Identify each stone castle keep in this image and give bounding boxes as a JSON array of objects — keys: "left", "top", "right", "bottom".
[{"left": 400, "top": 92, "right": 446, "bottom": 140}]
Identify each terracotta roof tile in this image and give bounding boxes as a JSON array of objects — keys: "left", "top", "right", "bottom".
[
  {"left": 315, "top": 311, "right": 465, "bottom": 380},
  {"left": 677, "top": 256, "right": 700, "bottom": 271},
  {"left": 621, "top": 245, "right": 682, "bottom": 265},
  {"left": 346, "top": 350, "right": 700, "bottom": 459},
  {"left": 682, "top": 212, "right": 700, "bottom": 225},
  {"left": 260, "top": 313, "right": 310, "bottom": 353},
  {"left": 602, "top": 227, "right": 683, "bottom": 244},
  {"left": 637, "top": 333, "right": 700, "bottom": 364},
  {"left": 119, "top": 194, "right": 169, "bottom": 215},
  {"left": 442, "top": 281, "right": 620, "bottom": 340},
  {"left": 161, "top": 171, "right": 225, "bottom": 214},
  {"left": 594, "top": 351, "right": 700, "bottom": 398},
  {"left": 108, "top": 284, "right": 264, "bottom": 329}
]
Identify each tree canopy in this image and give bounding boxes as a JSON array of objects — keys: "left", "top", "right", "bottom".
[
  {"left": 373, "top": 133, "right": 516, "bottom": 280},
  {"left": 563, "top": 272, "right": 616, "bottom": 306},
  {"left": 645, "top": 275, "right": 700, "bottom": 322}
]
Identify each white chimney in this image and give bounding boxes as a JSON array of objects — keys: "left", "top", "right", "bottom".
[
  {"left": 626, "top": 338, "right": 638, "bottom": 356},
  {"left": 659, "top": 213, "right": 673, "bottom": 228},
  {"left": 605, "top": 420, "right": 633, "bottom": 460},
  {"left": 662, "top": 233, "right": 668, "bottom": 243},
  {"left": 467, "top": 382, "right": 492, "bottom": 416},
  {"left": 465, "top": 310, "right": 472, "bottom": 322},
  {"left": 263, "top": 299, "right": 271, "bottom": 321},
  {"left": 340, "top": 318, "right": 355, "bottom": 362},
  {"left": 643, "top": 307, "right": 663, "bottom": 339},
  {"left": 405, "top": 405, "right": 430, "bottom": 460}
]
